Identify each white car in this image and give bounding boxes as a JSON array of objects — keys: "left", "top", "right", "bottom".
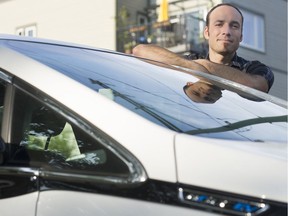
[{"left": 0, "top": 35, "right": 286, "bottom": 216}]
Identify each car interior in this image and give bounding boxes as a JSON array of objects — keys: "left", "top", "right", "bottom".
[{"left": 0, "top": 82, "right": 129, "bottom": 176}]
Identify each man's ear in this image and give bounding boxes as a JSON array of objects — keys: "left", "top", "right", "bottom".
[
  {"left": 240, "top": 33, "right": 243, "bottom": 42},
  {"left": 204, "top": 26, "right": 209, "bottom": 40}
]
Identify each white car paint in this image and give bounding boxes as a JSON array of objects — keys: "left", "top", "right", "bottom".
[
  {"left": 1, "top": 192, "right": 39, "bottom": 216},
  {"left": 36, "top": 190, "right": 223, "bottom": 216},
  {"left": 175, "top": 134, "right": 287, "bottom": 202}
]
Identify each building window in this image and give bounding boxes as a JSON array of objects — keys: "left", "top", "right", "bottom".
[
  {"left": 16, "top": 25, "right": 37, "bottom": 37},
  {"left": 241, "top": 10, "right": 265, "bottom": 52},
  {"left": 137, "top": 14, "right": 147, "bottom": 25}
]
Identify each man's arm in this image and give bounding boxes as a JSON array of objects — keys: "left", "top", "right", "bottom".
[
  {"left": 132, "top": 44, "right": 269, "bottom": 92},
  {"left": 195, "top": 59, "right": 269, "bottom": 92},
  {"left": 132, "top": 44, "right": 209, "bottom": 73}
]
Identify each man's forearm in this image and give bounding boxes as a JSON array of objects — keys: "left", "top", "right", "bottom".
[
  {"left": 132, "top": 44, "right": 269, "bottom": 92},
  {"left": 132, "top": 44, "right": 209, "bottom": 73},
  {"left": 195, "top": 59, "right": 269, "bottom": 92},
  {"left": 132, "top": 44, "right": 177, "bottom": 64}
]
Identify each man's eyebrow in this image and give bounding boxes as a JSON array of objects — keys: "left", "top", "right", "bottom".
[
  {"left": 212, "top": 20, "right": 224, "bottom": 25},
  {"left": 230, "top": 21, "right": 241, "bottom": 26},
  {"left": 231, "top": 20, "right": 240, "bottom": 24},
  {"left": 214, "top": 20, "right": 224, "bottom": 23},
  {"left": 213, "top": 20, "right": 241, "bottom": 26}
]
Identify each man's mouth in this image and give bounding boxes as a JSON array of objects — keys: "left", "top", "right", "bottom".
[{"left": 218, "top": 39, "right": 233, "bottom": 43}]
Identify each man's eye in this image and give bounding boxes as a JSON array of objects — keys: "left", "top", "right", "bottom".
[{"left": 231, "top": 23, "right": 240, "bottom": 29}]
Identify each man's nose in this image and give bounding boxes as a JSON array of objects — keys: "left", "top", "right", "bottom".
[{"left": 222, "top": 24, "right": 231, "bottom": 36}]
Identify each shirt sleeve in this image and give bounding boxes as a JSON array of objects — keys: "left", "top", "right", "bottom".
[{"left": 244, "top": 60, "right": 274, "bottom": 91}]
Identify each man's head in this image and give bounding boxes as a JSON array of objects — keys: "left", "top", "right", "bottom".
[
  {"left": 183, "top": 81, "right": 222, "bottom": 104},
  {"left": 204, "top": 4, "right": 243, "bottom": 60},
  {"left": 206, "top": 3, "right": 244, "bottom": 32}
]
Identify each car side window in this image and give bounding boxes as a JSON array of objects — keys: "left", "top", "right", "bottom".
[{"left": 9, "top": 88, "right": 130, "bottom": 177}]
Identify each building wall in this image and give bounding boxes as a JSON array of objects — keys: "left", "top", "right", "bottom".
[
  {"left": 225, "top": 0, "right": 287, "bottom": 100},
  {"left": 0, "top": 0, "right": 117, "bottom": 50}
]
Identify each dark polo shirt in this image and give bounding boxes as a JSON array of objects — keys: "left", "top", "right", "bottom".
[{"left": 229, "top": 54, "right": 274, "bottom": 91}]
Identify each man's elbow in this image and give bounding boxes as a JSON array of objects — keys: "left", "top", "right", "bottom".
[
  {"left": 252, "top": 75, "right": 270, "bottom": 93},
  {"left": 132, "top": 44, "right": 146, "bottom": 57}
]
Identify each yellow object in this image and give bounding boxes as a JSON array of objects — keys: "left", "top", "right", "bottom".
[{"left": 158, "top": 0, "right": 169, "bottom": 22}]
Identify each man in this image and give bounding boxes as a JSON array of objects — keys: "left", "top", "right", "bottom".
[{"left": 132, "top": 3, "right": 274, "bottom": 93}]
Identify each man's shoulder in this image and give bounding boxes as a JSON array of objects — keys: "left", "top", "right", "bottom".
[
  {"left": 232, "top": 54, "right": 249, "bottom": 65},
  {"left": 233, "top": 54, "right": 267, "bottom": 69}
]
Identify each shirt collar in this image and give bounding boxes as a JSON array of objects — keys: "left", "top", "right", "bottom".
[
  {"left": 206, "top": 53, "right": 241, "bottom": 68},
  {"left": 230, "top": 54, "right": 242, "bottom": 68}
]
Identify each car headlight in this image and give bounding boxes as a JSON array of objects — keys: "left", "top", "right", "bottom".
[{"left": 178, "top": 187, "right": 286, "bottom": 216}]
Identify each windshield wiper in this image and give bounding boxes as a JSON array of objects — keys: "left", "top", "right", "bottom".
[
  {"left": 89, "top": 79, "right": 183, "bottom": 132},
  {"left": 187, "top": 115, "right": 287, "bottom": 135}
]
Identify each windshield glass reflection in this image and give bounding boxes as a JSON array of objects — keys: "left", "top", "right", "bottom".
[
  {"left": 2, "top": 40, "right": 287, "bottom": 143},
  {"left": 183, "top": 80, "right": 222, "bottom": 104}
]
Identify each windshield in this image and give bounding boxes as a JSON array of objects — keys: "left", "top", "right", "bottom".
[{"left": 1, "top": 40, "right": 287, "bottom": 143}]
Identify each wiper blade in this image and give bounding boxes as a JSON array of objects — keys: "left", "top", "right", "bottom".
[
  {"left": 187, "top": 115, "right": 287, "bottom": 135},
  {"left": 90, "top": 79, "right": 183, "bottom": 132}
]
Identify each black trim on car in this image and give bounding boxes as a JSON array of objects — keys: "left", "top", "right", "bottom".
[
  {"left": 0, "top": 166, "right": 39, "bottom": 199},
  {"left": 37, "top": 176, "right": 287, "bottom": 216},
  {"left": 0, "top": 164, "right": 286, "bottom": 215},
  {"left": 0, "top": 69, "right": 13, "bottom": 83}
]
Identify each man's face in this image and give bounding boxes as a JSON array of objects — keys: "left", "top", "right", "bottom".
[
  {"left": 204, "top": 5, "right": 243, "bottom": 56},
  {"left": 184, "top": 81, "right": 222, "bottom": 104}
]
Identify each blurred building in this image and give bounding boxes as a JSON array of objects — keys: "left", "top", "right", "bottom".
[
  {"left": 0, "top": 0, "right": 117, "bottom": 50},
  {"left": 0, "top": 0, "right": 286, "bottom": 100}
]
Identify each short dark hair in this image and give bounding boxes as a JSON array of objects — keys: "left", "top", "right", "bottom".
[{"left": 206, "top": 3, "right": 244, "bottom": 30}]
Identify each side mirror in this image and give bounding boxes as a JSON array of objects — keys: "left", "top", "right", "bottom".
[{"left": 0, "top": 137, "right": 5, "bottom": 164}]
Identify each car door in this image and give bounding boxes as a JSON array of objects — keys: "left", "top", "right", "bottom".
[{"left": 0, "top": 74, "right": 39, "bottom": 216}]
